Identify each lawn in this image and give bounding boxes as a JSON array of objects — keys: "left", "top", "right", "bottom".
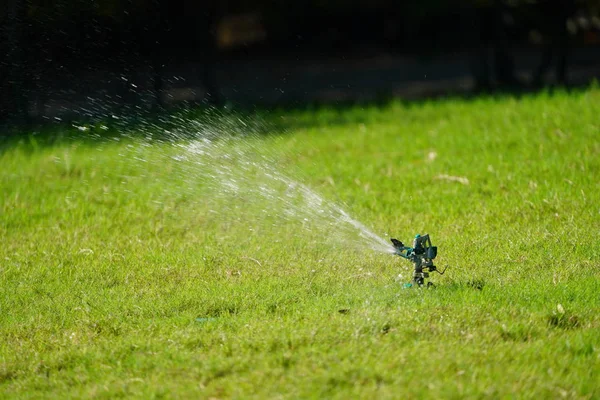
[{"left": 1, "top": 88, "right": 599, "bottom": 398}]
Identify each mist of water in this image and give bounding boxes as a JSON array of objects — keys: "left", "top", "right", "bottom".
[{"left": 115, "top": 111, "right": 396, "bottom": 255}]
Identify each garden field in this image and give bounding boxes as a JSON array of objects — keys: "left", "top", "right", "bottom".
[{"left": 1, "top": 88, "right": 599, "bottom": 398}]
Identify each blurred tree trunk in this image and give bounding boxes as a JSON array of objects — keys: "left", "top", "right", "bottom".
[
  {"left": 199, "top": 2, "right": 221, "bottom": 106},
  {"left": 532, "top": 0, "right": 575, "bottom": 87},
  {"left": 462, "top": 3, "right": 493, "bottom": 91},
  {"left": 151, "top": 0, "right": 168, "bottom": 111},
  {"left": 491, "top": 0, "right": 519, "bottom": 88},
  {"left": 465, "top": 0, "right": 519, "bottom": 91},
  {"left": 2, "top": 0, "right": 29, "bottom": 122}
]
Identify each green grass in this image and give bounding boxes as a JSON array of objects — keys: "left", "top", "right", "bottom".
[{"left": 1, "top": 89, "right": 599, "bottom": 399}]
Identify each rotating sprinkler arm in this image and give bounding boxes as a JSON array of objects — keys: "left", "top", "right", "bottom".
[
  {"left": 391, "top": 234, "right": 446, "bottom": 287},
  {"left": 390, "top": 238, "right": 413, "bottom": 259}
]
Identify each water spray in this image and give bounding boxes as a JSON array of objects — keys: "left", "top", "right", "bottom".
[{"left": 391, "top": 234, "right": 447, "bottom": 287}]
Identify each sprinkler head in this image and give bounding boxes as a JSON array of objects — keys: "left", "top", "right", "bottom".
[{"left": 391, "top": 234, "right": 446, "bottom": 287}]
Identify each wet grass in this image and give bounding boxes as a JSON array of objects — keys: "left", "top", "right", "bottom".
[{"left": 1, "top": 88, "right": 599, "bottom": 398}]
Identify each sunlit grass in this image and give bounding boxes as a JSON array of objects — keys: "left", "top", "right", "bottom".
[{"left": 1, "top": 88, "right": 599, "bottom": 398}]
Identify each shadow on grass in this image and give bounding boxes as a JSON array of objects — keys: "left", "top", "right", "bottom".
[
  {"left": 1, "top": 81, "right": 595, "bottom": 154},
  {"left": 263, "top": 81, "right": 595, "bottom": 132},
  {"left": 441, "top": 279, "right": 487, "bottom": 292}
]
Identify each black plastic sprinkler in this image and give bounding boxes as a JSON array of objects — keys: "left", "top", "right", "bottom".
[{"left": 391, "top": 234, "right": 446, "bottom": 287}]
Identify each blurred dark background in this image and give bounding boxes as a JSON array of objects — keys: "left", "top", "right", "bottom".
[{"left": 2, "top": 0, "right": 600, "bottom": 124}]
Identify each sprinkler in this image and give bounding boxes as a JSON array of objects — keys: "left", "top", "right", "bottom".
[{"left": 391, "top": 234, "right": 446, "bottom": 287}]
